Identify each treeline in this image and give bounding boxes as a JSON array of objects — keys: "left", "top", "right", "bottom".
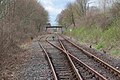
[
  {"left": 57, "top": 0, "right": 120, "bottom": 57},
  {"left": 0, "top": 0, "right": 48, "bottom": 55},
  {"left": 57, "top": 0, "right": 120, "bottom": 30}
]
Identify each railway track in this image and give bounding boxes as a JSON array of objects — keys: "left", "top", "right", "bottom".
[
  {"left": 38, "top": 34, "right": 120, "bottom": 80},
  {"left": 56, "top": 34, "right": 120, "bottom": 80},
  {"left": 46, "top": 35, "right": 107, "bottom": 80},
  {"left": 38, "top": 38, "right": 82, "bottom": 80}
]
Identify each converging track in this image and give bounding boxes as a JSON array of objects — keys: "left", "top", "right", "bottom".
[
  {"left": 38, "top": 34, "right": 120, "bottom": 80},
  {"left": 38, "top": 35, "right": 82, "bottom": 80},
  {"left": 58, "top": 34, "right": 120, "bottom": 80}
]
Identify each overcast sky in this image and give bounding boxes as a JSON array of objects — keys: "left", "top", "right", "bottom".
[
  {"left": 38, "top": 0, "right": 75, "bottom": 25},
  {"left": 39, "top": 0, "right": 98, "bottom": 25}
]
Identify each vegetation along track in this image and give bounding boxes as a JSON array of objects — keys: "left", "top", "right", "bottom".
[
  {"left": 57, "top": 34, "right": 120, "bottom": 80},
  {"left": 38, "top": 36, "right": 82, "bottom": 80}
]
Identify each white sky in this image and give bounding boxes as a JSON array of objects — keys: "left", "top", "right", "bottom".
[
  {"left": 39, "top": 0, "right": 98, "bottom": 25},
  {"left": 39, "top": 0, "right": 75, "bottom": 25}
]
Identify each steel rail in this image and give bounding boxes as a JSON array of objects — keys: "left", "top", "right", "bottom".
[
  {"left": 46, "top": 38, "right": 108, "bottom": 80},
  {"left": 56, "top": 35, "right": 83, "bottom": 80},
  {"left": 60, "top": 34, "right": 120, "bottom": 77},
  {"left": 38, "top": 42, "right": 58, "bottom": 80},
  {"left": 56, "top": 35, "right": 109, "bottom": 80}
]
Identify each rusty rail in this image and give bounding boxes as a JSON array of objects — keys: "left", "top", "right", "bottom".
[
  {"left": 38, "top": 42, "right": 58, "bottom": 80},
  {"left": 60, "top": 34, "right": 120, "bottom": 77},
  {"left": 46, "top": 38, "right": 108, "bottom": 80},
  {"left": 46, "top": 38, "right": 83, "bottom": 80},
  {"left": 57, "top": 36, "right": 83, "bottom": 80}
]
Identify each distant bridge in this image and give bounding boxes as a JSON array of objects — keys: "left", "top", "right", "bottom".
[{"left": 46, "top": 26, "right": 63, "bottom": 33}]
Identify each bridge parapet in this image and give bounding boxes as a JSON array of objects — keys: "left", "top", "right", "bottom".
[{"left": 46, "top": 26, "right": 63, "bottom": 34}]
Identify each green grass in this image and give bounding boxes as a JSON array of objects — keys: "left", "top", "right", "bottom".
[
  {"left": 110, "top": 49, "right": 120, "bottom": 58},
  {"left": 64, "top": 19, "right": 120, "bottom": 57}
]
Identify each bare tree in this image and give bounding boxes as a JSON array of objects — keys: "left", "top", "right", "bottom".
[
  {"left": 67, "top": 3, "right": 76, "bottom": 27},
  {"left": 0, "top": 0, "right": 48, "bottom": 55},
  {"left": 75, "top": 0, "right": 90, "bottom": 16},
  {"left": 110, "top": 1, "right": 120, "bottom": 17}
]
